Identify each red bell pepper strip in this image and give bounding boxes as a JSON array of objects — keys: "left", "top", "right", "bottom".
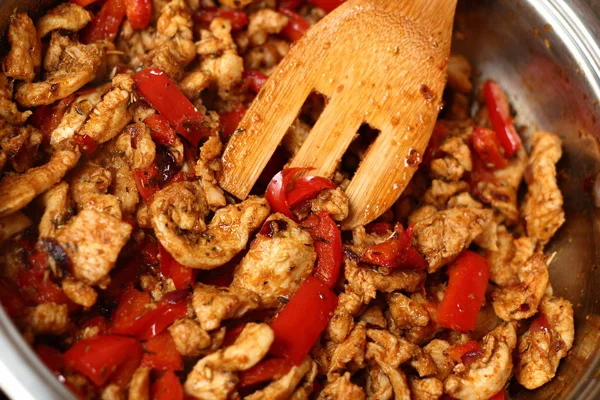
[
  {"left": 193, "top": 7, "right": 249, "bottom": 30},
  {"left": 133, "top": 68, "right": 210, "bottom": 148},
  {"left": 243, "top": 70, "right": 268, "bottom": 93},
  {"left": 64, "top": 335, "right": 142, "bottom": 386},
  {"left": 472, "top": 126, "right": 508, "bottom": 169},
  {"left": 109, "top": 338, "right": 143, "bottom": 388},
  {"left": 447, "top": 340, "right": 481, "bottom": 364},
  {"left": 145, "top": 114, "right": 177, "bottom": 146},
  {"left": 466, "top": 151, "right": 499, "bottom": 200},
  {"left": 125, "top": 0, "right": 152, "bottom": 29},
  {"left": 30, "top": 94, "right": 76, "bottom": 142},
  {"left": 436, "top": 250, "right": 490, "bottom": 332},
  {"left": 286, "top": 176, "right": 337, "bottom": 208},
  {"left": 70, "top": 0, "right": 102, "bottom": 6},
  {"left": 36, "top": 345, "right": 65, "bottom": 373},
  {"left": 151, "top": 370, "right": 184, "bottom": 400},
  {"left": 265, "top": 168, "right": 311, "bottom": 218},
  {"left": 300, "top": 211, "right": 342, "bottom": 288},
  {"left": 159, "top": 245, "right": 197, "bottom": 290},
  {"left": 309, "top": 0, "right": 346, "bottom": 12},
  {"left": 74, "top": 134, "right": 99, "bottom": 156},
  {"left": 112, "top": 288, "right": 189, "bottom": 339},
  {"left": 483, "top": 80, "right": 522, "bottom": 157},
  {"left": 81, "top": 0, "right": 127, "bottom": 44},
  {"left": 0, "top": 278, "right": 27, "bottom": 317},
  {"left": 278, "top": 8, "right": 310, "bottom": 42},
  {"left": 219, "top": 107, "right": 247, "bottom": 142},
  {"left": 361, "top": 223, "right": 428, "bottom": 270},
  {"left": 270, "top": 276, "right": 338, "bottom": 365},
  {"left": 81, "top": 316, "right": 110, "bottom": 336},
  {"left": 422, "top": 122, "right": 447, "bottom": 168},
  {"left": 238, "top": 358, "right": 293, "bottom": 388},
  {"left": 142, "top": 331, "right": 183, "bottom": 371},
  {"left": 134, "top": 163, "right": 160, "bottom": 201},
  {"left": 489, "top": 390, "right": 505, "bottom": 400},
  {"left": 278, "top": 0, "right": 304, "bottom": 10}
]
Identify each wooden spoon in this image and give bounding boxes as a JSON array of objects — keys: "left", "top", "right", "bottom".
[{"left": 218, "top": 0, "right": 457, "bottom": 229}]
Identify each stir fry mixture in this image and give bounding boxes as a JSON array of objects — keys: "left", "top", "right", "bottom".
[{"left": 0, "top": 0, "right": 574, "bottom": 399}]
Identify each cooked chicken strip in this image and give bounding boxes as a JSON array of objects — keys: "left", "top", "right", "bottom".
[
  {"left": 3, "top": 13, "right": 41, "bottom": 82},
  {"left": 36, "top": 3, "right": 92, "bottom": 38}
]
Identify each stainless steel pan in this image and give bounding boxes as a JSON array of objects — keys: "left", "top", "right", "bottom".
[{"left": 1, "top": 0, "right": 600, "bottom": 398}]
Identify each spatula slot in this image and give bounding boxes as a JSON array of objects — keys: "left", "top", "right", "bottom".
[{"left": 341, "top": 123, "right": 381, "bottom": 179}]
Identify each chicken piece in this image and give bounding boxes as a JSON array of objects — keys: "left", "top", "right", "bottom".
[
  {"left": 62, "top": 277, "right": 97, "bottom": 308},
  {"left": 192, "top": 283, "right": 260, "bottom": 331},
  {"left": 0, "top": 73, "right": 32, "bottom": 124},
  {"left": 128, "top": 367, "right": 150, "bottom": 400},
  {"left": 366, "top": 329, "right": 415, "bottom": 369},
  {"left": 344, "top": 259, "right": 426, "bottom": 302},
  {"left": 78, "top": 74, "right": 133, "bottom": 145},
  {"left": 412, "top": 207, "right": 493, "bottom": 273},
  {"left": 195, "top": 136, "right": 227, "bottom": 210},
  {"left": 15, "top": 33, "right": 103, "bottom": 107},
  {"left": 197, "top": 19, "right": 244, "bottom": 94},
  {"left": 408, "top": 205, "right": 438, "bottom": 225},
  {"left": 247, "top": 9, "right": 289, "bottom": 46},
  {"left": 422, "top": 180, "right": 469, "bottom": 209},
  {"left": 26, "top": 302, "right": 69, "bottom": 335},
  {"left": 515, "top": 296, "right": 574, "bottom": 389},
  {"left": 430, "top": 137, "right": 472, "bottom": 181},
  {"left": 246, "top": 357, "right": 315, "bottom": 400},
  {"left": 408, "top": 377, "right": 443, "bottom": 400},
  {"left": 101, "top": 384, "right": 122, "bottom": 400},
  {"left": 55, "top": 209, "right": 132, "bottom": 285},
  {"left": 50, "top": 86, "right": 106, "bottom": 147},
  {"left": 476, "top": 148, "right": 527, "bottom": 225},
  {"left": 282, "top": 118, "right": 311, "bottom": 157},
  {"left": 231, "top": 213, "right": 316, "bottom": 308},
  {"left": 244, "top": 37, "right": 290, "bottom": 75},
  {"left": 1, "top": 125, "right": 44, "bottom": 172},
  {"left": 359, "top": 305, "right": 388, "bottom": 329},
  {"left": 386, "top": 292, "right": 429, "bottom": 329},
  {"left": 310, "top": 188, "right": 349, "bottom": 222},
  {"left": 184, "top": 323, "right": 273, "bottom": 399},
  {"left": 446, "top": 91, "right": 471, "bottom": 121},
  {"left": 327, "top": 289, "right": 362, "bottom": 343},
  {"left": 180, "top": 69, "right": 211, "bottom": 100},
  {"left": 491, "top": 252, "right": 549, "bottom": 321},
  {"left": 0, "top": 148, "right": 80, "bottom": 218},
  {"left": 219, "top": 0, "right": 252, "bottom": 8},
  {"left": 444, "top": 323, "right": 517, "bottom": 400},
  {"left": 447, "top": 54, "right": 472, "bottom": 94},
  {"left": 350, "top": 225, "right": 391, "bottom": 255},
  {"left": 168, "top": 318, "right": 212, "bottom": 356},
  {"left": 447, "top": 192, "right": 482, "bottom": 209},
  {"left": 423, "top": 339, "right": 455, "bottom": 381},
  {"left": 487, "top": 226, "right": 535, "bottom": 287},
  {"left": 521, "top": 132, "right": 565, "bottom": 245},
  {"left": 318, "top": 372, "right": 365, "bottom": 400},
  {"left": 113, "top": 123, "right": 156, "bottom": 170},
  {"left": 69, "top": 162, "right": 122, "bottom": 219},
  {"left": 0, "top": 212, "right": 31, "bottom": 243},
  {"left": 328, "top": 322, "right": 367, "bottom": 377},
  {"left": 373, "top": 357, "right": 411, "bottom": 400},
  {"left": 36, "top": 3, "right": 92, "bottom": 37},
  {"left": 93, "top": 150, "right": 140, "bottom": 215},
  {"left": 366, "top": 364, "right": 393, "bottom": 400},
  {"left": 3, "top": 13, "right": 41, "bottom": 82}
]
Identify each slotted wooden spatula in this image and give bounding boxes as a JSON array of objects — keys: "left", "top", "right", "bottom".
[{"left": 218, "top": 0, "right": 457, "bottom": 229}]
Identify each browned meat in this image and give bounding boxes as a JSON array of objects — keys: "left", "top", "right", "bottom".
[
  {"left": 36, "top": 3, "right": 91, "bottom": 37},
  {"left": 3, "top": 13, "right": 41, "bottom": 82}
]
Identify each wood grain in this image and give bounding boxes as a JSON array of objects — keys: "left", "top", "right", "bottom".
[{"left": 219, "top": 0, "right": 456, "bottom": 229}]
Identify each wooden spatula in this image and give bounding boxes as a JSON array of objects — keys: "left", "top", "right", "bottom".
[{"left": 218, "top": 0, "right": 457, "bottom": 229}]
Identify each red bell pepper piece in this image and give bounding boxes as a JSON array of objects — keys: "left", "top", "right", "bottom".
[
  {"left": 278, "top": 0, "right": 304, "bottom": 10},
  {"left": 219, "top": 107, "right": 247, "bottom": 142},
  {"left": 238, "top": 358, "right": 292, "bottom": 388},
  {"left": 286, "top": 176, "right": 337, "bottom": 208},
  {"left": 422, "top": 122, "right": 447, "bottom": 168},
  {"left": 193, "top": 7, "right": 249, "bottom": 30},
  {"left": 81, "top": 315, "right": 110, "bottom": 336},
  {"left": 278, "top": 8, "right": 310, "bottom": 42},
  {"left": 0, "top": 278, "right": 27, "bottom": 317},
  {"left": 265, "top": 168, "right": 311, "bottom": 219},
  {"left": 36, "top": 345, "right": 65, "bottom": 373},
  {"left": 142, "top": 331, "right": 183, "bottom": 371},
  {"left": 81, "top": 0, "right": 127, "bottom": 44},
  {"left": 447, "top": 340, "right": 481, "bottom": 364},
  {"left": 151, "top": 370, "right": 184, "bottom": 400},
  {"left": 74, "top": 134, "right": 99, "bottom": 156},
  {"left": 112, "top": 288, "right": 188, "bottom": 339},
  {"left": 436, "top": 250, "right": 490, "bottom": 332},
  {"left": 145, "top": 114, "right": 177, "bottom": 146},
  {"left": 70, "top": 0, "right": 102, "bottom": 5},
  {"left": 30, "top": 94, "right": 76, "bottom": 139},
  {"left": 270, "top": 276, "right": 338, "bottom": 365},
  {"left": 134, "top": 163, "right": 160, "bottom": 201},
  {"left": 483, "top": 80, "right": 522, "bottom": 157},
  {"left": 243, "top": 70, "right": 268, "bottom": 93},
  {"left": 467, "top": 151, "right": 499, "bottom": 201},
  {"left": 125, "top": 0, "right": 152, "bottom": 29},
  {"left": 309, "top": 0, "right": 346, "bottom": 12},
  {"left": 301, "top": 211, "right": 342, "bottom": 288},
  {"left": 489, "top": 390, "right": 505, "bottom": 400},
  {"left": 472, "top": 126, "right": 508, "bottom": 169},
  {"left": 159, "top": 245, "right": 197, "bottom": 290},
  {"left": 64, "top": 335, "right": 142, "bottom": 386},
  {"left": 109, "top": 338, "right": 143, "bottom": 388},
  {"left": 361, "top": 223, "right": 428, "bottom": 270},
  {"left": 530, "top": 313, "right": 550, "bottom": 333},
  {"left": 133, "top": 68, "right": 210, "bottom": 147}
]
